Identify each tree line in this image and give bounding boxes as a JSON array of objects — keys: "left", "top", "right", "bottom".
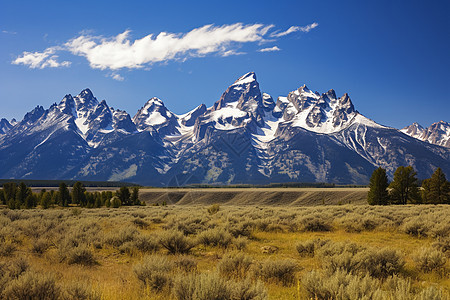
[
  {"left": 368, "top": 166, "right": 450, "bottom": 205},
  {"left": 0, "top": 182, "right": 144, "bottom": 209}
]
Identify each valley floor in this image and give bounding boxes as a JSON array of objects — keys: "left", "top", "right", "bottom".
[{"left": 0, "top": 204, "right": 449, "bottom": 299}]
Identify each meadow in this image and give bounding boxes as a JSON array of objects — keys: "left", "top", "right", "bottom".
[{"left": 0, "top": 200, "right": 449, "bottom": 299}]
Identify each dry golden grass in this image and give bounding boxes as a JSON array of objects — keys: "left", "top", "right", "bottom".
[{"left": 0, "top": 204, "right": 448, "bottom": 299}]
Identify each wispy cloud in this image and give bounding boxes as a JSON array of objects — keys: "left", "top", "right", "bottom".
[
  {"left": 12, "top": 22, "right": 317, "bottom": 76},
  {"left": 12, "top": 47, "right": 71, "bottom": 69},
  {"left": 270, "top": 22, "right": 319, "bottom": 38},
  {"left": 258, "top": 46, "right": 281, "bottom": 52},
  {"left": 109, "top": 73, "right": 124, "bottom": 81},
  {"left": 2, "top": 30, "right": 17, "bottom": 35}
]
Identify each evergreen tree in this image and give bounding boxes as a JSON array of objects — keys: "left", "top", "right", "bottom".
[
  {"left": 72, "top": 182, "right": 86, "bottom": 206},
  {"left": 116, "top": 187, "right": 131, "bottom": 206},
  {"left": 389, "top": 166, "right": 421, "bottom": 204},
  {"left": 131, "top": 187, "right": 140, "bottom": 205},
  {"left": 367, "top": 167, "right": 389, "bottom": 205},
  {"left": 422, "top": 168, "right": 450, "bottom": 204},
  {"left": 0, "top": 188, "right": 5, "bottom": 205},
  {"left": 58, "top": 183, "right": 71, "bottom": 207},
  {"left": 3, "top": 182, "right": 17, "bottom": 204},
  {"left": 40, "top": 192, "right": 52, "bottom": 209},
  {"left": 15, "top": 182, "right": 32, "bottom": 209}
]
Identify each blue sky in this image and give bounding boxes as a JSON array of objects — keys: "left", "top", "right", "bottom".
[{"left": 1, "top": 0, "right": 449, "bottom": 129}]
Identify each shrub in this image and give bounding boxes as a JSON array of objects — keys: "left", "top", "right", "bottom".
[
  {"left": 413, "top": 247, "right": 447, "bottom": 273},
  {"left": 296, "top": 240, "right": 315, "bottom": 257},
  {"left": 173, "top": 272, "right": 230, "bottom": 300},
  {"left": 31, "top": 238, "right": 51, "bottom": 255},
  {"left": 217, "top": 252, "right": 253, "bottom": 279},
  {"left": 402, "top": 219, "right": 429, "bottom": 237},
  {"left": 104, "top": 226, "right": 138, "bottom": 247},
  {"left": 207, "top": 204, "right": 220, "bottom": 215},
  {"left": 62, "top": 282, "right": 100, "bottom": 300},
  {"left": 133, "top": 235, "right": 159, "bottom": 253},
  {"left": 132, "top": 218, "right": 148, "bottom": 228},
  {"left": 302, "top": 270, "right": 381, "bottom": 300},
  {"left": 175, "top": 256, "right": 198, "bottom": 273},
  {"left": 355, "top": 248, "right": 404, "bottom": 279},
  {"left": 133, "top": 255, "right": 174, "bottom": 291},
  {"left": 7, "top": 258, "right": 30, "bottom": 279},
  {"left": 197, "top": 228, "right": 233, "bottom": 248},
  {"left": 2, "top": 271, "right": 61, "bottom": 299},
  {"left": 0, "top": 241, "right": 16, "bottom": 256},
  {"left": 229, "top": 279, "right": 268, "bottom": 300},
  {"left": 67, "top": 246, "right": 97, "bottom": 266},
  {"left": 159, "top": 230, "right": 195, "bottom": 254},
  {"left": 233, "top": 236, "right": 249, "bottom": 251},
  {"left": 254, "top": 259, "right": 297, "bottom": 286},
  {"left": 298, "top": 215, "right": 332, "bottom": 232}
]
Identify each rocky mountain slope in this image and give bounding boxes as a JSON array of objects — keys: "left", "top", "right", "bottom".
[
  {"left": 1, "top": 72, "right": 449, "bottom": 186},
  {"left": 401, "top": 121, "right": 450, "bottom": 148}
]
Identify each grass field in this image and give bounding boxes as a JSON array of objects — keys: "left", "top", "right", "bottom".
[{"left": 0, "top": 199, "right": 449, "bottom": 299}]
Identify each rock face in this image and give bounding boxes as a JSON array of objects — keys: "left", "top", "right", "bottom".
[
  {"left": 1, "top": 73, "right": 449, "bottom": 185},
  {"left": 401, "top": 121, "right": 450, "bottom": 148}
]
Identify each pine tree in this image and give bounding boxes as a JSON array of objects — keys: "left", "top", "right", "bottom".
[
  {"left": 389, "top": 166, "right": 421, "bottom": 204},
  {"left": 15, "top": 182, "right": 32, "bottom": 209},
  {"left": 58, "top": 183, "right": 71, "bottom": 207},
  {"left": 367, "top": 167, "right": 389, "bottom": 205},
  {"left": 3, "top": 182, "right": 17, "bottom": 204},
  {"left": 131, "top": 187, "right": 140, "bottom": 205},
  {"left": 116, "top": 187, "right": 131, "bottom": 206},
  {"left": 72, "top": 181, "right": 86, "bottom": 206},
  {"left": 422, "top": 168, "right": 450, "bottom": 204},
  {"left": 40, "top": 192, "right": 52, "bottom": 209}
]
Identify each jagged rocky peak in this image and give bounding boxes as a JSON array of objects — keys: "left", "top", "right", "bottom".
[
  {"left": 180, "top": 104, "right": 207, "bottom": 127},
  {"left": 401, "top": 122, "right": 425, "bottom": 137},
  {"left": 23, "top": 105, "right": 45, "bottom": 123},
  {"left": 112, "top": 109, "right": 136, "bottom": 132},
  {"left": 213, "top": 71, "right": 263, "bottom": 113},
  {"left": 0, "top": 118, "right": 13, "bottom": 134},
  {"left": 58, "top": 94, "right": 77, "bottom": 116},
  {"left": 262, "top": 93, "right": 275, "bottom": 111},
  {"left": 133, "top": 97, "right": 177, "bottom": 131},
  {"left": 74, "top": 88, "right": 99, "bottom": 113}
]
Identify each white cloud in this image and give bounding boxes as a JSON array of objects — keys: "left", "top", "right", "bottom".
[
  {"left": 110, "top": 73, "right": 124, "bottom": 81},
  {"left": 64, "top": 23, "right": 273, "bottom": 70},
  {"left": 12, "top": 47, "right": 71, "bottom": 69},
  {"left": 12, "top": 22, "right": 318, "bottom": 72},
  {"left": 258, "top": 46, "right": 281, "bottom": 52},
  {"left": 270, "top": 22, "right": 319, "bottom": 37},
  {"left": 2, "top": 30, "right": 17, "bottom": 35}
]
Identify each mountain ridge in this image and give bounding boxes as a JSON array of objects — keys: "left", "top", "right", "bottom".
[{"left": 1, "top": 72, "right": 449, "bottom": 186}]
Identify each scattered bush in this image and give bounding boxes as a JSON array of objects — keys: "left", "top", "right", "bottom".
[
  {"left": 197, "top": 228, "right": 233, "bottom": 248},
  {"left": 207, "top": 204, "right": 220, "bottom": 215},
  {"left": 413, "top": 247, "right": 447, "bottom": 273},
  {"left": 217, "top": 252, "right": 253, "bottom": 279},
  {"left": 175, "top": 256, "right": 198, "bottom": 273},
  {"left": 2, "top": 271, "right": 60, "bottom": 299},
  {"left": 133, "top": 255, "right": 174, "bottom": 291},
  {"left": 298, "top": 215, "right": 332, "bottom": 232},
  {"left": 233, "top": 236, "right": 249, "bottom": 251},
  {"left": 296, "top": 240, "right": 315, "bottom": 257},
  {"left": 133, "top": 234, "right": 159, "bottom": 253},
  {"left": 67, "top": 246, "right": 97, "bottom": 266},
  {"left": 31, "top": 238, "right": 51, "bottom": 255},
  {"left": 253, "top": 259, "right": 297, "bottom": 286},
  {"left": 159, "top": 230, "right": 195, "bottom": 254}
]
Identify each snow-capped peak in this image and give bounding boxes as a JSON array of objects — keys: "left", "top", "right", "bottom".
[
  {"left": 402, "top": 120, "right": 450, "bottom": 148},
  {"left": 133, "top": 97, "right": 177, "bottom": 131},
  {"left": 232, "top": 71, "right": 257, "bottom": 86}
]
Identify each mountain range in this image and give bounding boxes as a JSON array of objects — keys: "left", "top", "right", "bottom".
[{"left": 1, "top": 72, "right": 449, "bottom": 186}]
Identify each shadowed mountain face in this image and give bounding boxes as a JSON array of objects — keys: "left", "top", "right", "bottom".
[{"left": 1, "top": 72, "right": 449, "bottom": 186}]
